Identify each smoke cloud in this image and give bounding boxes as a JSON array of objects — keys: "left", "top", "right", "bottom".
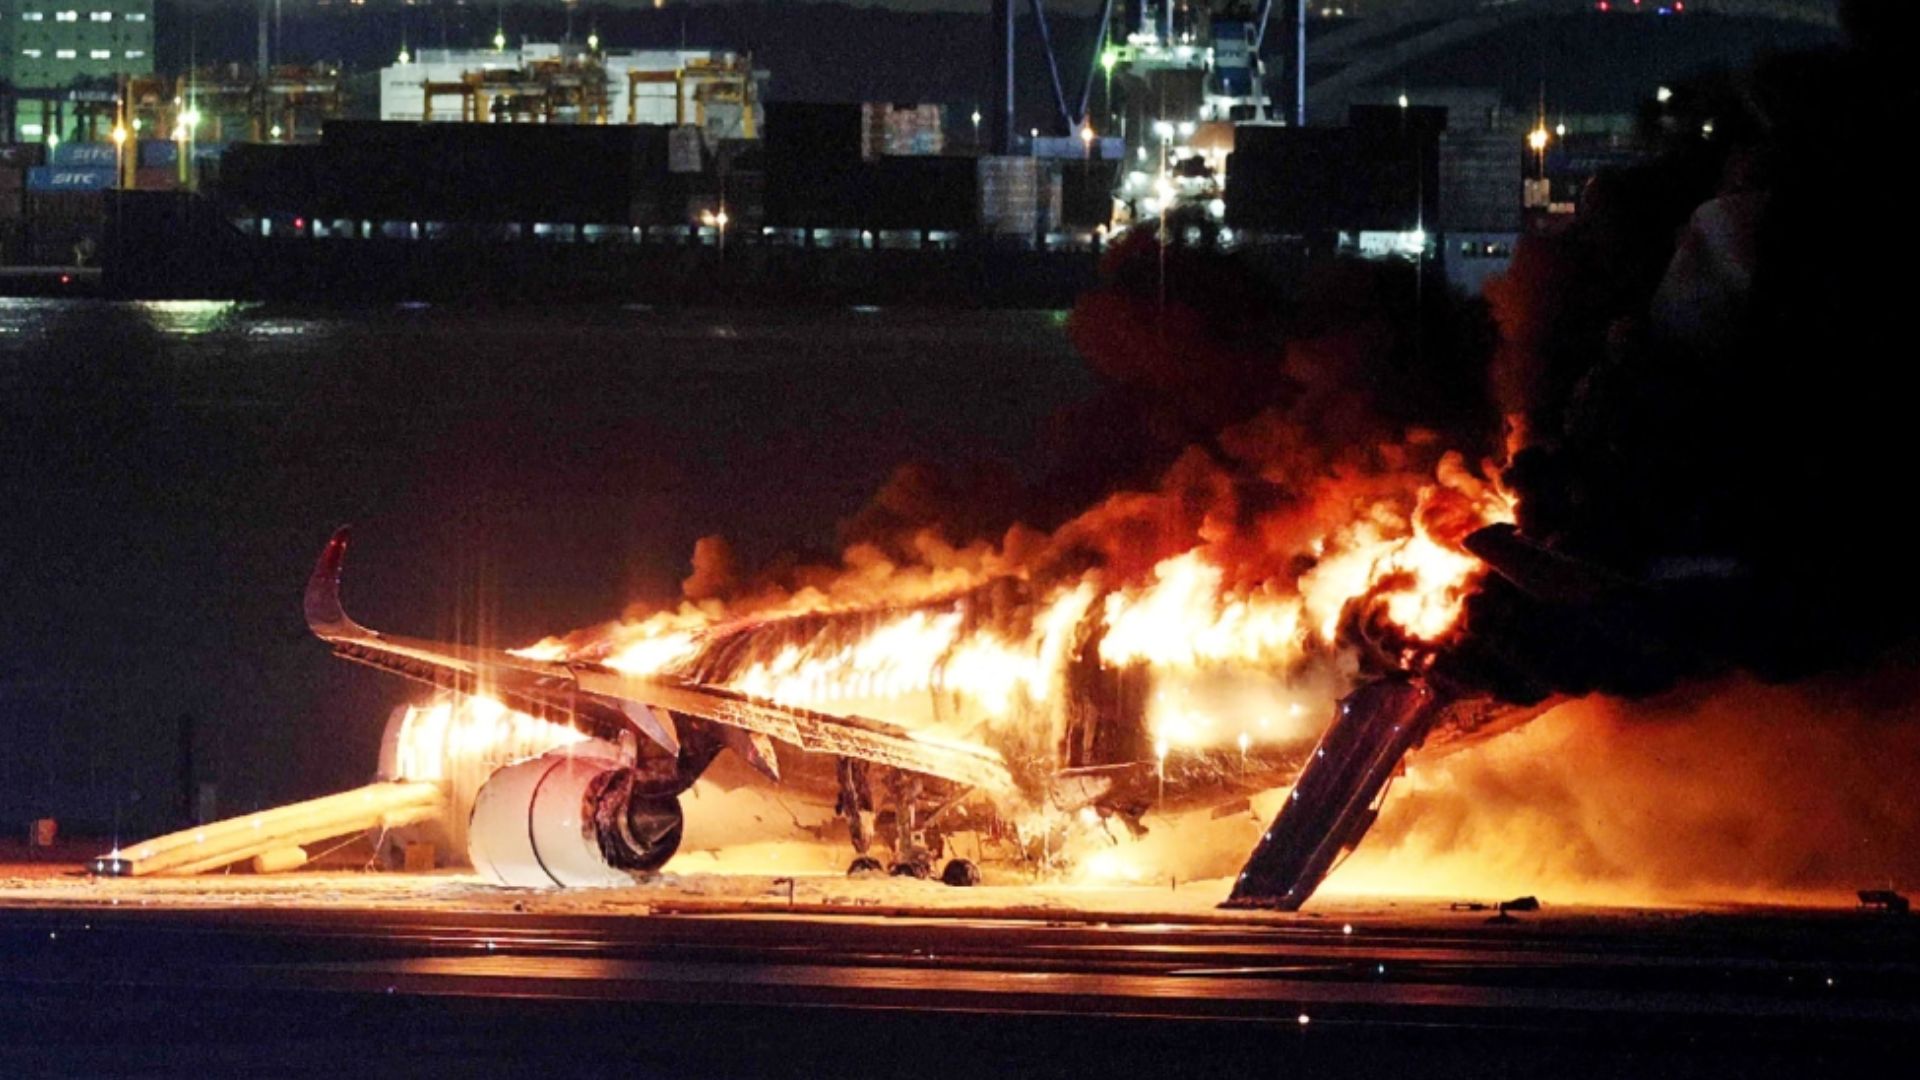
[{"left": 1340, "top": 664, "right": 1920, "bottom": 905}]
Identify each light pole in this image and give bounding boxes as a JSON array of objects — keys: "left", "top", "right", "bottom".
[
  {"left": 1101, "top": 48, "right": 1117, "bottom": 131},
  {"left": 111, "top": 123, "right": 128, "bottom": 188},
  {"left": 177, "top": 107, "right": 201, "bottom": 189},
  {"left": 701, "top": 208, "right": 728, "bottom": 264},
  {"left": 1155, "top": 170, "right": 1174, "bottom": 337}
]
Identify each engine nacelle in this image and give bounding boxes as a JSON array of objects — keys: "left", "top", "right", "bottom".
[{"left": 468, "top": 751, "right": 685, "bottom": 888}]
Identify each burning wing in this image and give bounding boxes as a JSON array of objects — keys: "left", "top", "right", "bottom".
[{"left": 304, "top": 527, "right": 1015, "bottom": 795}]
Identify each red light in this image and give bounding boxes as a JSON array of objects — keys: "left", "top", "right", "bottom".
[
  {"left": 60, "top": 274, "right": 71, "bottom": 285},
  {"left": 294, "top": 217, "right": 306, "bottom": 229},
  {"left": 1673, "top": 1, "right": 1683, "bottom": 9},
  {"left": 1597, "top": 1, "right": 1609, "bottom": 9}
]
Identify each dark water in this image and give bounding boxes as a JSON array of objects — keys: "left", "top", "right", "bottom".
[{"left": 0, "top": 299, "right": 1088, "bottom": 831}]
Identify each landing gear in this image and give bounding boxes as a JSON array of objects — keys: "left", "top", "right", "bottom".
[
  {"left": 835, "top": 758, "right": 982, "bottom": 886},
  {"left": 838, "top": 758, "right": 965, "bottom": 882},
  {"left": 886, "top": 770, "right": 933, "bottom": 873}
]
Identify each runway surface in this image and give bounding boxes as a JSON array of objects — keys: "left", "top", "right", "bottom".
[{"left": 3, "top": 901, "right": 1916, "bottom": 1077}]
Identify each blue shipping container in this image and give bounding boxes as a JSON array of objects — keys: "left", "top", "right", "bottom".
[
  {"left": 137, "top": 139, "right": 179, "bottom": 168},
  {"left": 50, "top": 142, "right": 118, "bottom": 168},
  {"left": 27, "top": 165, "right": 115, "bottom": 191},
  {"left": 1031, "top": 135, "right": 1125, "bottom": 161}
]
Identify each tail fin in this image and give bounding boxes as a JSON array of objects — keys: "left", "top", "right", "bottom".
[{"left": 304, "top": 526, "right": 367, "bottom": 640}]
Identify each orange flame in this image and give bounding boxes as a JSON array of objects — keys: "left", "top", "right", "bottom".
[{"left": 513, "top": 451, "right": 1510, "bottom": 760}]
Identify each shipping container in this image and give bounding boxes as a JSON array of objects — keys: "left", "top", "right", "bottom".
[
  {"left": 870, "top": 156, "right": 975, "bottom": 230},
  {"left": 1030, "top": 136, "right": 1123, "bottom": 161},
  {"left": 28, "top": 166, "right": 116, "bottom": 192},
  {"left": 1228, "top": 122, "right": 1438, "bottom": 234},
  {"left": 765, "top": 102, "right": 863, "bottom": 166},
  {"left": 138, "top": 139, "right": 180, "bottom": 169},
  {"left": 1438, "top": 131, "right": 1522, "bottom": 232},
  {"left": 1058, "top": 159, "right": 1119, "bottom": 228},
  {"left": 252, "top": 121, "right": 677, "bottom": 226},
  {"left": 0, "top": 143, "right": 48, "bottom": 169},
  {"left": 979, "top": 156, "right": 1059, "bottom": 237},
  {"left": 668, "top": 126, "right": 704, "bottom": 174},
  {"left": 133, "top": 166, "right": 179, "bottom": 191},
  {"left": 862, "top": 103, "right": 946, "bottom": 159},
  {"left": 50, "top": 142, "right": 118, "bottom": 169}
]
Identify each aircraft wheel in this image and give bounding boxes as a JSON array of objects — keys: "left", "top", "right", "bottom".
[
  {"left": 940, "top": 859, "right": 981, "bottom": 887},
  {"left": 889, "top": 858, "right": 931, "bottom": 879},
  {"left": 847, "top": 855, "right": 884, "bottom": 876}
]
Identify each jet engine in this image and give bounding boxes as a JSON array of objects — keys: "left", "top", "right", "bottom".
[{"left": 468, "top": 750, "right": 685, "bottom": 888}]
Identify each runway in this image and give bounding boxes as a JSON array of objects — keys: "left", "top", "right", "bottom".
[{"left": 3, "top": 902, "right": 1915, "bottom": 1076}]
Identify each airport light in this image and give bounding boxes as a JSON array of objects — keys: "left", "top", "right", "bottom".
[
  {"left": 1398, "top": 93, "right": 1409, "bottom": 109},
  {"left": 701, "top": 208, "right": 730, "bottom": 261},
  {"left": 587, "top": 31, "right": 600, "bottom": 51},
  {"left": 1656, "top": 85, "right": 1673, "bottom": 104},
  {"left": 398, "top": 46, "right": 411, "bottom": 64},
  {"left": 1528, "top": 126, "right": 1549, "bottom": 153},
  {"left": 111, "top": 124, "right": 129, "bottom": 190},
  {"left": 270, "top": 123, "right": 284, "bottom": 140},
  {"left": 47, "top": 132, "right": 60, "bottom": 151},
  {"left": 493, "top": 29, "right": 507, "bottom": 51}
]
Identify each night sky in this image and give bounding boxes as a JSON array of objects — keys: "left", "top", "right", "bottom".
[{"left": 143, "top": 2, "right": 1838, "bottom": 128}]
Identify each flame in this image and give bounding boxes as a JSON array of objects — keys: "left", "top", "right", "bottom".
[
  {"left": 391, "top": 695, "right": 587, "bottom": 784},
  {"left": 503, "top": 456, "right": 1508, "bottom": 763}
]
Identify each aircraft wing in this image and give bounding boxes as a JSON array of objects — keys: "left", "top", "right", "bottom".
[{"left": 304, "top": 527, "right": 1014, "bottom": 794}]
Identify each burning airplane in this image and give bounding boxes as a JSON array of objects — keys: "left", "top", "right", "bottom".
[
  {"left": 95, "top": 439, "right": 1527, "bottom": 908},
  {"left": 91, "top": 5, "right": 1920, "bottom": 904}
]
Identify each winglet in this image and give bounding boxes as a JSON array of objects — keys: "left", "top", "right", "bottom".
[{"left": 304, "top": 526, "right": 367, "bottom": 640}]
